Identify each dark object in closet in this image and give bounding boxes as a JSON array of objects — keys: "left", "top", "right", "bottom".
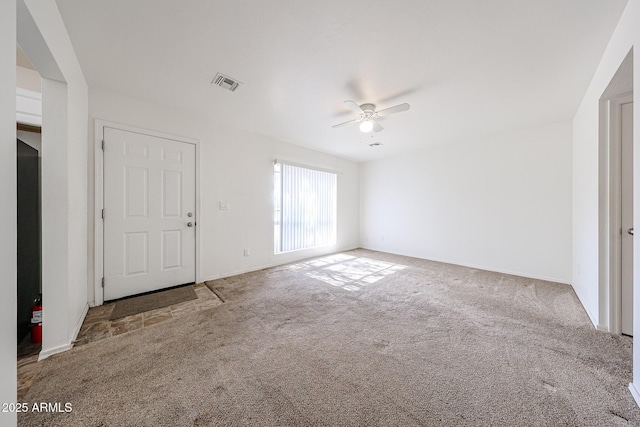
[{"left": 17, "top": 139, "right": 41, "bottom": 344}]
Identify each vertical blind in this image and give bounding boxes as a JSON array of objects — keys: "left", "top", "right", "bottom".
[{"left": 274, "top": 161, "right": 337, "bottom": 253}]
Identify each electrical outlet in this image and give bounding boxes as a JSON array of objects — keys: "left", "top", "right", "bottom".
[
  {"left": 243, "top": 248, "right": 250, "bottom": 257},
  {"left": 219, "top": 201, "right": 230, "bottom": 210}
]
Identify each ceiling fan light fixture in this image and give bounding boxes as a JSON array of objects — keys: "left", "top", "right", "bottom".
[
  {"left": 331, "top": 100, "right": 409, "bottom": 133},
  {"left": 359, "top": 120, "right": 374, "bottom": 133}
]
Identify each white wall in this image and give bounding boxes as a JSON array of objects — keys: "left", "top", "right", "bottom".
[
  {"left": 0, "top": 1, "right": 17, "bottom": 425},
  {"left": 88, "top": 89, "right": 360, "bottom": 304},
  {"left": 16, "top": 65, "right": 40, "bottom": 92},
  {"left": 571, "top": 0, "right": 640, "bottom": 405},
  {"left": 19, "top": 0, "right": 89, "bottom": 358},
  {"left": 41, "top": 78, "right": 71, "bottom": 354},
  {"left": 360, "top": 121, "right": 572, "bottom": 283}
]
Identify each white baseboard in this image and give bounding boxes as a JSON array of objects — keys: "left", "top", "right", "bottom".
[
  {"left": 201, "top": 246, "right": 360, "bottom": 283},
  {"left": 70, "top": 303, "right": 90, "bottom": 343},
  {"left": 358, "top": 246, "right": 570, "bottom": 284},
  {"left": 39, "top": 343, "right": 72, "bottom": 361},
  {"left": 629, "top": 383, "right": 640, "bottom": 408},
  {"left": 571, "top": 284, "right": 600, "bottom": 330},
  {"left": 38, "top": 303, "right": 89, "bottom": 360}
]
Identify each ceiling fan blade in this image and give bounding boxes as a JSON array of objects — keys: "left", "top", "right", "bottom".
[
  {"left": 371, "top": 118, "right": 384, "bottom": 132},
  {"left": 332, "top": 118, "right": 360, "bottom": 128},
  {"left": 376, "top": 103, "right": 410, "bottom": 116},
  {"left": 344, "top": 100, "right": 365, "bottom": 113}
]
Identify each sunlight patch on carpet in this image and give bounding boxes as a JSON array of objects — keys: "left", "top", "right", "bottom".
[
  {"left": 289, "top": 255, "right": 406, "bottom": 291},
  {"left": 287, "top": 253, "right": 356, "bottom": 271}
]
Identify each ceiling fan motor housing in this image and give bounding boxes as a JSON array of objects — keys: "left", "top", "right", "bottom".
[
  {"left": 360, "top": 103, "right": 376, "bottom": 114},
  {"left": 331, "top": 100, "right": 409, "bottom": 132}
]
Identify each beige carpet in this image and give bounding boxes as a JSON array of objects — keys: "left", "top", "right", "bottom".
[
  {"left": 19, "top": 249, "right": 640, "bottom": 426},
  {"left": 204, "top": 281, "right": 226, "bottom": 303},
  {"left": 109, "top": 284, "right": 197, "bottom": 320}
]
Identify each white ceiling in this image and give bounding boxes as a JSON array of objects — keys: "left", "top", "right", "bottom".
[{"left": 55, "top": 0, "right": 628, "bottom": 162}]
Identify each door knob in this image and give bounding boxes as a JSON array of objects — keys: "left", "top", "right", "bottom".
[
  {"left": 187, "top": 222, "right": 193, "bottom": 227},
  {"left": 628, "top": 227, "right": 634, "bottom": 236}
]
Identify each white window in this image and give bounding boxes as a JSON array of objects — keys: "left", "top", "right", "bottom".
[{"left": 274, "top": 161, "right": 337, "bottom": 254}]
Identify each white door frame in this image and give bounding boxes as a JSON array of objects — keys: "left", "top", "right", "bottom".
[
  {"left": 607, "top": 92, "right": 633, "bottom": 334},
  {"left": 94, "top": 120, "right": 200, "bottom": 305}
]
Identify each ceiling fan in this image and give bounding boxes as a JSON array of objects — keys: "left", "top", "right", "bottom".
[{"left": 332, "top": 100, "right": 410, "bottom": 133}]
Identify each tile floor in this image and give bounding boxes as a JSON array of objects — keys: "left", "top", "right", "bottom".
[{"left": 17, "top": 283, "right": 222, "bottom": 400}]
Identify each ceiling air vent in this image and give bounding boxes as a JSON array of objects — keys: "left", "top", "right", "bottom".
[
  {"left": 211, "top": 73, "right": 242, "bottom": 92},
  {"left": 369, "top": 142, "right": 383, "bottom": 147}
]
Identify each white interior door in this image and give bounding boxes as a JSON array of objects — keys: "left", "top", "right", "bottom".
[
  {"left": 621, "top": 101, "right": 634, "bottom": 336},
  {"left": 103, "top": 127, "right": 196, "bottom": 301}
]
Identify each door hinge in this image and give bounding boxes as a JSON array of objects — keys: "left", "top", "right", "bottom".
[
  {"left": 101, "top": 140, "right": 105, "bottom": 150},
  {"left": 101, "top": 209, "right": 105, "bottom": 220},
  {"left": 101, "top": 277, "right": 105, "bottom": 288}
]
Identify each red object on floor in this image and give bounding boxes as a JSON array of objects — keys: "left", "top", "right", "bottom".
[
  {"left": 31, "top": 324, "right": 42, "bottom": 344},
  {"left": 31, "top": 303, "right": 42, "bottom": 344}
]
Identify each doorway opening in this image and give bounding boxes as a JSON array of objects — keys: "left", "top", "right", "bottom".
[
  {"left": 611, "top": 93, "right": 633, "bottom": 336},
  {"left": 16, "top": 44, "right": 43, "bottom": 359},
  {"left": 600, "top": 48, "right": 634, "bottom": 336}
]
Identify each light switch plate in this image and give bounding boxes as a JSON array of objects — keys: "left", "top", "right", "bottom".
[{"left": 219, "top": 201, "right": 229, "bottom": 210}]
